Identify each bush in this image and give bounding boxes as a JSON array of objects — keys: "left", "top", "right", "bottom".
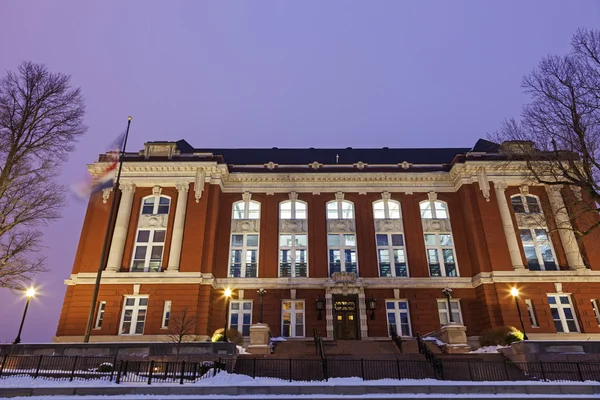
[
  {"left": 97, "top": 362, "right": 114, "bottom": 373},
  {"left": 480, "top": 326, "right": 524, "bottom": 347},
  {"left": 211, "top": 328, "right": 243, "bottom": 345}
]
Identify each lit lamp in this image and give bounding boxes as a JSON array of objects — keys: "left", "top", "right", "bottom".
[
  {"left": 441, "top": 288, "right": 454, "bottom": 323},
  {"left": 367, "top": 297, "right": 377, "bottom": 320},
  {"left": 223, "top": 288, "right": 232, "bottom": 342},
  {"left": 257, "top": 288, "right": 267, "bottom": 324},
  {"left": 510, "top": 287, "right": 529, "bottom": 340},
  {"left": 13, "top": 287, "right": 36, "bottom": 345},
  {"left": 315, "top": 296, "right": 325, "bottom": 320}
]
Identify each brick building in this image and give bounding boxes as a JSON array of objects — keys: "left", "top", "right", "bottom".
[{"left": 55, "top": 139, "right": 600, "bottom": 344}]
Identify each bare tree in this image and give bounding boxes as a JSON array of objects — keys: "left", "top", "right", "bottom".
[
  {"left": 166, "top": 307, "right": 198, "bottom": 356},
  {"left": 0, "top": 62, "right": 86, "bottom": 290},
  {"left": 492, "top": 28, "right": 600, "bottom": 237}
]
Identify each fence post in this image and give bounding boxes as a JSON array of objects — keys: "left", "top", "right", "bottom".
[
  {"left": 252, "top": 358, "right": 256, "bottom": 379},
  {"left": 360, "top": 359, "right": 365, "bottom": 380},
  {"left": 396, "top": 359, "right": 401, "bottom": 380},
  {"left": 503, "top": 360, "right": 510, "bottom": 381},
  {"left": 539, "top": 362, "right": 547, "bottom": 381},
  {"left": 467, "top": 361, "right": 473, "bottom": 381},
  {"left": 69, "top": 355, "right": 79, "bottom": 382},
  {"left": 0, "top": 354, "right": 8, "bottom": 378},
  {"left": 576, "top": 363, "right": 583, "bottom": 382},
  {"left": 109, "top": 356, "right": 117, "bottom": 382},
  {"left": 192, "top": 362, "right": 198, "bottom": 381},
  {"left": 148, "top": 360, "right": 154, "bottom": 385},
  {"left": 34, "top": 355, "right": 43, "bottom": 379},
  {"left": 115, "top": 360, "right": 123, "bottom": 384},
  {"left": 164, "top": 361, "right": 170, "bottom": 380},
  {"left": 179, "top": 361, "right": 186, "bottom": 385},
  {"left": 322, "top": 358, "right": 329, "bottom": 382},
  {"left": 289, "top": 358, "right": 292, "bottom": 382}
]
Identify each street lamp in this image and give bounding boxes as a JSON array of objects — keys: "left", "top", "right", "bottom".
[
  {"left": 442, "top": 288, "right": 454, "bottom": 323},
  {"left": 510, "top": 287, "right": 529, "bottom": 340},
  {"left": 257, "top": 288, "right": 267, "bottom": 324},
  {"left": 315, "top": 297, "right": 325, "bottom": 320},
  {"left": 367, "top": 297, "right": 377, "bottom": 320},
  {"left": 13, "top": 287, "right": 36, "bottom": 345},
  {"left": 223, "top": 287, "right": 232, "bottom": 342}
]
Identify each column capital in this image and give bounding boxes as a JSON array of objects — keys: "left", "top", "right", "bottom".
[
  {"left": 175, "top": 181, "right": 189, "bottom": 192},
  {"left": 545, "top": 184, "right": 564, "bottom": 195},
  {"left": 119, "top": 182, "right": 136, "bottom": 193},
  {"left": 493, "top": 181, "right": 508, "bottom": 191}
]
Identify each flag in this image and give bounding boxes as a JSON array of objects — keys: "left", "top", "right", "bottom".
[{"left": 71, "top": 131, "right": 126, "bottom": 200}]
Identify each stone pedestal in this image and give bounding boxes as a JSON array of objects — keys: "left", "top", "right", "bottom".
[
  {"left": 437, "top": 323, "right": 471, "bottom": 354},
  {"left": 247, "top": 324, "right": 271, "bottom": 355}
]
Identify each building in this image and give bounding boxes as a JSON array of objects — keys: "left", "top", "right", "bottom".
[{"left": 55, "top": 139, "right": 600, "bottom": 344}]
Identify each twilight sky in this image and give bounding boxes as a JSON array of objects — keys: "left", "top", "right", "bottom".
[{"left": 1, "top": 1, "right": 599, "bottom": 343}]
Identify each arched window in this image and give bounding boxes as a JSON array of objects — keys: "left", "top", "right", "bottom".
[
  {"left": 373, "top": 198, "right": 407, "bottom": 277},
  {"left": 327, "top": 200, "right": 354, "bottom": 219},
  {"left": 326, "top": 197, "right": 357, "bottom": 276},
  {"left": 232, "top": 200, "right": 261, "bottom": 219},
  {"left": 511, "top": 195, "right": 541, "bottom": 214},
  {"left": 419, "top": 198, "right": 458, "bottom": 277},
  {"left": 279, "top": 200, "right": 307, "bottom": 220},
  {"left": 131, "top": 195, "right": 171, "bottom": 272},
  {"left": 279, "top": 198, "right": 308, "bottom": 277},
  {"left": 229, "top": 195, "right": 260, "bottom": 277}
]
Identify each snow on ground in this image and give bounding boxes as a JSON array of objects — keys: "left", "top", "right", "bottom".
[
  {"left": 3, "top": 394, "right": 600, "bottom": 399},
  {"left": 470, "top": 345, "right": 508, "bottom": 354},
  {"left": 236, "top": 345, "right": 250, "bottom": 354},
  {"left": 269, "top": 336, "right": 287, "bottom": 342},
  {"left": 422, "top": 337, "right": 445, "bottom": 347}
]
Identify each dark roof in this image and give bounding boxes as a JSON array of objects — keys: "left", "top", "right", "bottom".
[{"left": 471, "top": 139, "right": 501, "bottom": 153}]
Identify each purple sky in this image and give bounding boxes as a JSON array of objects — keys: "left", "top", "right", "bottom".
[{"left": 1, "top": 1, "right": 599, "bottom": 343}]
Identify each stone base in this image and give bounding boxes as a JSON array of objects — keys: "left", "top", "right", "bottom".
[
  {"left": 246, "top": 344, "right": 270, "bottom": 355},
  {"left": 247, "top": 324, "right": 271, "bottom": 354},
  {"left": 441, "top": 344, "right": 471, "bottom": 354}
]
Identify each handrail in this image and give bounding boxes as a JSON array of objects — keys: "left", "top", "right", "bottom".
[
  {"left": 389, "top": 325, "right": 403, "bottom": 353},
  {"left": 416, "top": 333, "right": 444, "bottom": 380}
]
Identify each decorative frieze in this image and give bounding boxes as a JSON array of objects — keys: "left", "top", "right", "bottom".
[
  {"left": 231, "top": 219, "right": 260, "bottom": 233},
  {"left": 375, "top": 218, "right": 404, "bottom": 232},
  {"left": 138, "top": 214, "right": 169, "bottom": 229},
  {"left": 330, "top": 272, "right": 358, "bottom": 284},
  {"left": 422, "top": 218, "right": 451, "bottom": 233},
  {"left": 280, "top": 219, "right": 308, "bottom": 234},
  {"left": 327, "top": 219, "right": 356, "bottom": 233}
]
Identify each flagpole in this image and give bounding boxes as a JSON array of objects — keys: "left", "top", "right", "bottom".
[{"left": 83, "top": 116, "right": 132, "bottom": 343}]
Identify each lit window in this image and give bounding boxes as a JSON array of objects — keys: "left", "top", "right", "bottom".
[
  {"left": 525, "top": 299, "right": 538, "bottom": 327},
  {"left": 232, "top": 200, "right": 261, "bottom": 220},
  {"left": 119, "top": 296, "right": 148, "bottom": 335},
  {"left": 131, "top": 229, "right": 165, "bottom": 272},
  {"left": 437, "top": 299, "right": 462, "bottom": 325},
  {"left": 229, "top": 300, "right": 252, "bottom": 336},
  {"left": 162, "top": 300, "right": 171, "bottom": 329},
  {"left": 519, "top": 229, "right": 557, "bottom": 271},
  {"left": 424, "top": 233, "right": 458, "bottom": 277},
  {"left": 327, "top": 200, "right": 354, "bottom": 219},
  {"left": 279, "top": 234, "right": 308, "bottom": 277},
  {"left": 591, "top": 300, "right": 600, "bottom": 326},
  {"left": 142, "top": 196, "right": 170, "bottom": 215},
  {"left": 279, "top": 200, "right": 307, "bottom": 220},
  {"left": 94, "top": 301, "right": 106, "bottom": 329},
  {"left": 420, "top": 200, "right": 448, "bottom": 219},
  {"left": 547, "top": 294, "right": 579, "bottom": 333},
  {"left": 328, "top": 234, "right": 357, "bottom": 275},
  {"left": 511, "top": 195, "right": 541, "bottom": 214},
  {"left": 229, "top": 234, "right": 259, "bottom": 277},
  {"left": 386, "top": 300, "right": 412, "bottom": 336},
  {"left": 282, "top": 301, "right": 305, "bottom": 337}
]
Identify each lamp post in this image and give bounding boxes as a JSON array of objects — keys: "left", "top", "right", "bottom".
[
  {"left": 13, "top": 287, "right": 36, "bottom": 345},
  {"left": 367, "top": 297, "right": 377, "bottom": 320},
  {"left": 510, "top": 287, "right": 529, "bottom": 340},
  {"left": 442, "top": 288, "right": 454, "bottom": 323},
  {"left": 223, "top": 288, "right": 232, "bottom": 342},
  {"left": 257, "top": 288, "right": 267, "bottom": 324}
]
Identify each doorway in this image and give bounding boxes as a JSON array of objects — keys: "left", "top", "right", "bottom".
[{"left": 333, "top": 295, "right": 359, "bottom": 340}]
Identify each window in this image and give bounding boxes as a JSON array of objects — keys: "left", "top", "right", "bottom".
[
  {"left": 280, "top": 200, "right": 307, "bottom": 219},
  {"left": 232, "top": 200, "right": 260, "bottom": 219},
  {"left": 519, "top": 229, "right": 557, "bottom": 271},
  {"left": 547, "top": 295, "right": 580, "bottom": 333},
  {"left": 386, "top": 300, "right": 412, "bottom": 336},
  {"left": 94, "top": 301, "right": 106, "bottom": 329},
  {"left": 327, "top": 234, "right": 357, "bottom": 275},
  {"left": 229, "top": 300, "right": 252, "bottom": 336},
  {"left": 420, "top": 200, "right": 448, "bottom": 219},
  {"left": 591, "top": 300, "right": 600, "bottom": 326},
  {"left": 373, "top": 199, "right": 401, "bottom": 219},
  {"left": 162, "top": 301, "right": 171, "bottom": 329},
  {"left": 511, "top": 195, "right": 541, "bottom": 214},
  {"left": 119, "top": 296, "right": 148, "bottom": 335},
  {"left": 424, "top": 234, "right": 457, "bottom": 277},
  {"left": 437, "top": 299, "right": 462, "bottom": 325},
  {"left": 525, "top": 299, "right": 538, "bottom": 327},
  {"left": 282, "top": 301, "right": 305, "bottom": 337},
  {"left": 376, "top": 234, "right": 407, "bottom": 277},
  {"left": 229, "top": 234, "right": 258, "bottom": 277},
  {"left": 279, "top": 234, "right": 307, "bottom": 277},
  {"left": 131, "top": 229, "right": 165, "bottom": 272},
  {"left": 327, "top": 200, "right": 354, "bottom": 219},
  {"left": 141, "top": 196, "right": 171, "bottom": 215}
]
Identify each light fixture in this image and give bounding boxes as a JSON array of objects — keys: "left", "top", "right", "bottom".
[
  {"left": 367, "top": 297, "right": 377, "bottom": 320},
  {"left": 26, "top": 287, "right": 36, "bottom": 298},
  {"left": 224, "top": 287, "right": 232, "bottom": 298},
  {"left": 510, "top": 287, "right": 519, "bottom": 297},
  {"left": 316, "top": 297, "right": 325, "bottom": 320}
]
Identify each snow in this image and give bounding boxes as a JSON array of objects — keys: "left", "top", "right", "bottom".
[
  {"left": 236, "top": 345, "right": 250, "bottom": 355},
  {"left": 470, "top": 345, "right": 508, "bottom": 354},
  {"left": 422, "top": 337, "right": 445, "bottom": 346},
  {"left": 4, "top": 394, "right": 598, "bottom": 399},
  {"left": 269, "top": 336, "right": 287, "bottom": 342}
]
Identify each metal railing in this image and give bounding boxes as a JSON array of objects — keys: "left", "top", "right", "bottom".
[
  {"left": 389, "top": 325, "right": 403, "bottom": 353},
  {"left": 416, "top": 333, "right": 444, "bottom": 379}
]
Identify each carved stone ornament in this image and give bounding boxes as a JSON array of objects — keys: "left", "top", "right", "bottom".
[
  {"left": 242, "top": 192, "right": 252, "bottom": 202},
  {"left": 381, "top": 192, "right": 391, "bottom": 201},
  {"left": 331, "top": 272, "right": 358, "bottom": 284},
  {"left": 427, "top": 192, "right": 437, "bottom": 201},
  {"left": 494, "top": 181, "right": 508, "bottom": 192},
  {"left": 265, "top": 161, "right": 278, "bottom": 170},
  {"left": 195, "top": 169, "right": 205, "bottom": 203},
  {"left": 120, "top": 182, "right": 136, "bottom": 193},
  {"left": 175, "top": 182, "right": 189, "bottom": 192},
  {"left": 400, "top": 161, "right": 412, "bottom": 169},
  {"left": 152, "top": 185, "right": 162, "bottom": 196},
  {"left": 309, "top": 161, "right": 322, "bottom": 169},
  {"left": 421, "top": 218, "right": 451, "bottom": 233},
  {"left": 289, "top": 191, "right": 298, "bottom": 201},
  {"left": 335, "top": 192, "right": 345, "bottom": 201},
  {"left": 375, "top": 218, "right": 404, "bottom": 233},
  {"left": 102, "top": 188, "right": 112, "bottom": 204},
  {"left": 138, "top": 214, "right": 168, "bottom": 229},
  {"left": 280, "top": 219, "right": 308, "bottom": 233},
  {"left": 477, "top": 168, "right": 491, "bottom": 202},
  {"left": 571, "top": 186, "right": 583, "bottom": 202},
  {"left": 231, "top": 219, "right": 260, "bottom": 233},
  {"left": 520, "top": 185, "right": 529, "bottom": 196},
  {"left": 327, "top": 219, "right": 355, "bottom": 233},
  {"left": 354, "top": 161, "right": 366, "bottom": 170}
]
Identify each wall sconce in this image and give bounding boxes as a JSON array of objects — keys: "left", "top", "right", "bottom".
[
  {"left": 316, "top": 296, "right": 325, "bottom": 320},
  {"left": 367, "top": 297, "right": 377, "bottom": 320}
]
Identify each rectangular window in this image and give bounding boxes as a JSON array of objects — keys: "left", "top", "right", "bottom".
[
  {"left": 279, "top": 234, "right": 308, "bottom": 277},
  {"left": 520, "top": 229, "right": 557, "bottom": 271},
  {"left": 131, "top": 229, "right": 165, "bottom": 272},
  {"left": 119, "top": 296, "right": 148, "bottom": 335},
  {"left": 547, "top": 294, "right": 580, "bottom": 333},
  {"left": 230, "top": 300, "right": 253, "bottom": 336},
  {"left": 386, "top": 300, "right": 412, "bottom": 336},
  {"left": 229, "top": 234, "right": 259, "bottom": 277},
  {"left": 94, "top": 301, "right": 106, "bottom": 329},
  {"left": 162, "top": 300, "right": 171, "bottom": 329},
  {"left": 437, "top": 299, "right": 462, "bottom": 325},
  {"left": 424, "top": 233, "right": 458, "bottom": 277},
  {"left": 525, "top": 299, "right": 538, "bottom": 327},
  {"left": 376, "top": 234, "right": 408, "bottom": 277},
  {"left": 591, "top": 300, "right": 600, "bottom": 326},
  {"left": 327, "top": 234, "right": 357, "bottom": 276},
  {"left": 282, "top": 300, "right": 305, "bottom": 337}
]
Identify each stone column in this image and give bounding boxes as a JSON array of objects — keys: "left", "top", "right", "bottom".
[
  {"left": 106, "top": 182, "right": 136, "bottom": 272},
  {"left": 494, "top": 181, "right": 525, "bottom": 269},
  {"left": 167, "top": 182, "right": 189, "bottom": 272},
  {"left": 545, "top": 185, "right": 586, "bottom": 270},
  {"left": 325, "top": 291, "right": 334, "bottom": 339}
]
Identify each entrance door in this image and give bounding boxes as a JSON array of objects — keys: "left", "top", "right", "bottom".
[{"left": 333, "top": 296, "right": 359, "bottom": 340}]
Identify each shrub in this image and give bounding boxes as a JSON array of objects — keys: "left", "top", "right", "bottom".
[
  {"left": 97, "top": 362, "right": 114, "bottom": 373},
  {"left": 211, "top": 328, "right": 243, "bottom": 345},
  {"left": 480, "top": 326, "right": 524, "bottom": 347}
]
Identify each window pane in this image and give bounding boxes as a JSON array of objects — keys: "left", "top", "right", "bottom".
[
  {"left": 520, "top": 229, "right": 533, "bottom": 242},
  {"left": 560, "top": 296, "right": 569, "bottom": 304},
  {"left": 142, "top": 205, "right": 154, "bottom": 215},
  {"left": 526, "top": 196, "right": 540, "bottom": 213},
  {"left": 539, "top": 244, "right": 556, "bottom": 270},
  {"left": 376, "top": 234, "right": 388, "bottom": 246},
  {"left": 137, "top": 230, "right": 150, "bottom": 242},
  {"left": 246, "top": 234, "right": 259, "bottom": 247},
  {"left": 139, "top": 298, "right": 148, "bottom": 306},
  {"left": 439, "top": 234, "right": 453, "bottom": 246},
  {"left": 547, "top": 296, "right": 557, "bottom": 304},
  {"left": 386, "top": 302, "right": 395, "bottom": 310},
  {"left": 243, "top": 302, "right": 252, "bottom": 310},
  {"left": 279, "top": 234, "right": 292, "bottom": 247},
  {"left": 296, "top": 302, "right": 304, "bottom": 310},
  {"left": 523, "top": 245, "right": 540, "bottom": 270},
  {"left": 327, "top": 234, "right": 341, "bottom": 247},
  {"left": 295, "top": 202, "right": 307, "bottom": 219},
  {"left": 378, "top": 249, "right": 390, "bottom": 263},
  {"left": 535, "top": 229, "right": 548, "bottom": 242},
  {"left": 512, "top": 196, "right": 525, "bottom": 213},
  {"left": 391, "top": 234, "right": 404, "bottom": 246},
  {"left": 427, "top": 249, "right": 440, "bottom": 263},
  {"left": 295, "top": 234, "right": 307, "bottom": 247},
  {"left": 442, "top": 249, "right": 455, "bottom": 264},
  {"left": 344, "top": 234, "right": 356, "bottom": 246},
  {"left": 424, "top": 234, "right": 437, "bottom": 246},
  {"left": 153, "top": 230, "right": 166, "bottom": 243},
  {"left": 388, "top": 201, "right": 401, "bottom": 219},
  {"left": 280, "top": 202, "right": 292, "bottom": 219},
  {"left": 420, "top": 202, "right": 433, "bottom": 219},
  {"left": 126, "top": 298, "right": 135, "bottom": 306},
  {"left": 341, "top": 201, "right": 354, "bottom": 219},
  {"left": 134, "top": 246, "right": 147, "bottom": 260},
  {"left": 326, "top": 203, "right": 338, "bottom": 219},
  {"left": 373, "top": 201, "right": 386, "bottom": 219},
  {"left": 233, "top": 203, "right": 245, "bottom": 219},
  {"left": 434, "top": 201, "right": 448, "bottom": 219},
  {"left": 150, "top": 246, "right": 163, "bottom": 260},
  {"left": 393, "top": 249, "right": 405, "bottom": 263},
  {"left": 231, "top": 235, "right": 243, "bottom": 247}
]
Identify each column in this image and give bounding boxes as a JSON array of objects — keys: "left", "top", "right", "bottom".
[
  {"left": 494, "top": 181, "right": 525, "bottom": 269},
  {"left": 546, "top": 185, "right": 586, "bottom": 270},
  {"left": 106, "top": 182, "right": 136, "bottom": 272},
  {"left": 167, "top": 182, "right": 189, "bottom": 272}
]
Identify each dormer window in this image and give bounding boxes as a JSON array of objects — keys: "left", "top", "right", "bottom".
[{"left": 511, "top": 195, "right": 541, "bottom": 214}]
